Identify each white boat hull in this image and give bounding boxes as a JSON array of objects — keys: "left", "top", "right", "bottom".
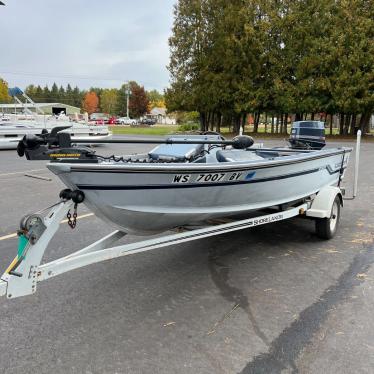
[{"left": 0, "top": 124, "right": 112, "bottom": 149}]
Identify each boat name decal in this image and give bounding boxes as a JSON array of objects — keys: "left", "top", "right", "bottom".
[{"left": 172, "top": 172, "right": 245, "bottom": 184}]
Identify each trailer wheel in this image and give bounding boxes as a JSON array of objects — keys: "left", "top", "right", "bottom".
[{"left": 315, "top": 196, "right": 341, "bottom": 239}]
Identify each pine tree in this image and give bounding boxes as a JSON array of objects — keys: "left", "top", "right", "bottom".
[
  {"left": 50, "top": 83, "right": 59, "bottom": 103},
  {"left": 43, "top": 85, "right": 50, "bottom": 103},
  {"left": 58, "top": 85, "right": 65, "bottom": 103},
  {"left": 66, "top": 84, "right": 73, "bottom": 105},
  {"left": 35, "top": 85, "right": 43, "bottom": 102},
  {"left": 73, "top": 86, "right": 83, "bottom": 109}
]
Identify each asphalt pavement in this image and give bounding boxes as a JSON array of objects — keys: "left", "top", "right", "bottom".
[{"left": 0, "top": 137, "right": 373, "bottom": 374}]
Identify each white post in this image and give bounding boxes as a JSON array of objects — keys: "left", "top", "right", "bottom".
[{"left": 353, "top": 130, "right": 361, "bottom": 198}]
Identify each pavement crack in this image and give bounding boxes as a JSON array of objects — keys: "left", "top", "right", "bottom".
[
  {"left": 239, "top": 238, "right": 374, "bottom": 374},
  {"left": 208, "top": 245, "right": 270, "bottom": 347}
]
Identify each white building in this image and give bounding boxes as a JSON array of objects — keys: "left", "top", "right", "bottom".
[{"left": 149, "top": 107, "right": 176, "bottom": 125}]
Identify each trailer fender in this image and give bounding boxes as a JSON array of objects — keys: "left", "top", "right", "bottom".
[{"left": 306, "top": 186, "right": 343, "bottom": 219}]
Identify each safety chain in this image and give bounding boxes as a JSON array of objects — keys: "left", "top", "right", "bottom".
[{"left": 67, "top": 203, "right": 78, "bottom": 229}]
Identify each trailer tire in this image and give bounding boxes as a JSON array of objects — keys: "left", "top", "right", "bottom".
[{"left": 315, "top": 196, "right": 341, "bottom": 239}]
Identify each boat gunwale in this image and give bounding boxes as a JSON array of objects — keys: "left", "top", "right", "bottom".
[{"left": 57, "top": 147, "right": 353, "bottom": 174}]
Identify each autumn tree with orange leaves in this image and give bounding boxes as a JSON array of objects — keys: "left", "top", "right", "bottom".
[{"left": 82, "top": 91, "right": 99, "bottom": 114}]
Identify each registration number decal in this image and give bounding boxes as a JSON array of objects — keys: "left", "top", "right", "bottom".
[{"left": 172, "top": 172, "right": 244, "bottom": 184}]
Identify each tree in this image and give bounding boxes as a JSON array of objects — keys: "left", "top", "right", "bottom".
[
  {"left": 58, "top": 85, "right": 66, "bottom": 103},
  {"left": 328, "top": 0, "right": 374, "bottom": 133},
  {"left": 32, "top": 85, "right": 43, "bottom": 102},
  {"left": 51, "top": 82, "right": 59, "bottom": 102},
  {"left": 117, "top": 81, "right": 149, "bottom": 117},
  {"left": 43, "top": 85, "right": 50, "bottom": 103},
  {"left": 167, "top": 0, "right": 263, "bottom": 132},
  {"left": 129, "top": 81, "right": 149, "bottom": 118},
  {"left": 100, "top": 89, "right": 118, "bottom": 114},
  {"left": 82, "top": 91, "right": 99, "bottom": 114},
  {"left": 25, "top": 84, "right": 37, "bottom": 100},
  {"left": 73, "top": 86, "right": 84, "bottom": 108},
  {"left": 89, "top": 87, "right": 104, "bottom": 110},
  {"left": 0, "top": 77, "right": 10, "bottom": 103},
  {"left": 147, "top": 89, "right": 165, "bottom": 109},
  {"left": 167, "top": 0, "right": 373, "bottom": 135},
  {"left": 66, "top": 84, "right": 73, "bottom": 105}
]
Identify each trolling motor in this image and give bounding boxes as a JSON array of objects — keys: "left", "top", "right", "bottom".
[{"left": 17, "top": 126, "right": 97, "bottom": 161}]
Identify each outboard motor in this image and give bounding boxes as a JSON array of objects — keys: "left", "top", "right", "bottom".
[{"left": 289, "top": 121, "right": 326, "bottom": 150}]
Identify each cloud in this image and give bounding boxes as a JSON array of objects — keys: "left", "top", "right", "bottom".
[{"left": 0, "top": 0, "right": 175, "bottom": 91}]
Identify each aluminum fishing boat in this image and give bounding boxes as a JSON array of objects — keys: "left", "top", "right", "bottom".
[{"left": 19, "top": 131, "right": 352, "bottom": 234}]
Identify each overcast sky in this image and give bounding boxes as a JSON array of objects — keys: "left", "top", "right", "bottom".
[{"left": 0, "top": 0, "right": 175, "bottom": 92}]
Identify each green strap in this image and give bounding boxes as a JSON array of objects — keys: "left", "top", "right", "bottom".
[{"left": 17, "top": 234, "right": 29, "bottom": 258}]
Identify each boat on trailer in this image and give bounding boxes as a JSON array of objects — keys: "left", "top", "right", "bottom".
[
  {"left": 14, "top": 121, "right": 352, "bottom": 234},
  {"left": 0, "top": 127, "right": 361, "bottom": 300},
  {"left": 46, "top": 137, "right": 351, "bottom": 234}
]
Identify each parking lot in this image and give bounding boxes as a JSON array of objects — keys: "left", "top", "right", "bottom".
[{"left": 0, "top": 137, "right": 373, "bottom": 374}]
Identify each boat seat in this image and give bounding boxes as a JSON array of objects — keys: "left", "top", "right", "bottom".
[
  {"left": 149, "top": 142, "right": 204, "bottom": 161},
  {"left": 216, "top": 149, "right": 264, "bottom": 162}
]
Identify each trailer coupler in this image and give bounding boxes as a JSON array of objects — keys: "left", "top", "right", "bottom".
[{"left": 0, "top": 190, "right": 85, "bottom": 298}]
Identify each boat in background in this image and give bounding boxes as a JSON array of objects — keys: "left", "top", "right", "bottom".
[
  {"left": 0, "top": 114, "right": 112, "bottom": 149},
  {"left": 0, "top": 88, "right": 111, "bottom": 149}
]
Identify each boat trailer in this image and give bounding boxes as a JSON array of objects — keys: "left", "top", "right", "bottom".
[{"left": 0, "top": 132, "right": 361, "bottom": 300}]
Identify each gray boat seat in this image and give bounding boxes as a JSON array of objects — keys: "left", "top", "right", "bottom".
[
  {"left": 149, "top": 142, "right": 204, "bottom": 161},
  {"left": 216, "top": 149, "right": 264, "bottom": 162}
]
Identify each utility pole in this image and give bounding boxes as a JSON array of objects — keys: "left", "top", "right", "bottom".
[{"left": 126, "top": 86, "right": 130, "bottom": 118}]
